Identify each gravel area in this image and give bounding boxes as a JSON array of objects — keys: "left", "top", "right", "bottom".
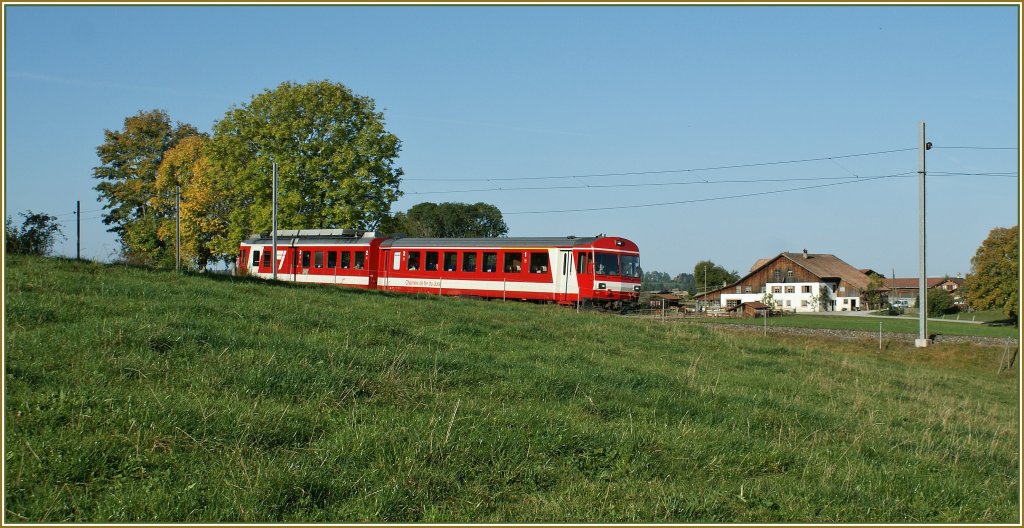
[{"left": 696, "top": 321, "right": 1018, "bottom": 348}]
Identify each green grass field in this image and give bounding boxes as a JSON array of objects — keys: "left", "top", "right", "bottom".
[
  {"left": 4, "top": 255, "right": 1020, "bottom": 522},
  {"left": 686, "top": 313, "right": 1018, "bottom": 339}
]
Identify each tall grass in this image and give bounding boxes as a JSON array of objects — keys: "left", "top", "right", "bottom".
[{"left": 4, "top": 255, "right": 1019, "bottom": 522}]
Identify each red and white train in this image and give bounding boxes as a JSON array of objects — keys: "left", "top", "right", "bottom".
[{"left": 238, "top": 229, "right": 641, "bottom": 306}]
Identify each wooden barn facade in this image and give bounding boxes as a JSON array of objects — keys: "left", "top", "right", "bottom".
[{"left": 695, "top": 250, "right": 870, "bottom": 312}]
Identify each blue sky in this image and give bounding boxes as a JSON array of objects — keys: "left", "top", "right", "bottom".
[{"left": 4, "top": 5, "right": 1019, "bottom": 278}]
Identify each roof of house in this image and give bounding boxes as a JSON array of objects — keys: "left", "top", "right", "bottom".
[
  {"left": 884, "top": 277, "right": 962, "bottom": 289},
  {"left": 728, "top": 300, "right": 770, "bottom": 311},
  {"left": 697, "top": 252, "right": 869, "bottom": 299},
  {"left": 779, "top": 252, "right": 871, "bottom": 289},
  {"left": 750, "top": 258, "right": 771, "bottom": 272}
]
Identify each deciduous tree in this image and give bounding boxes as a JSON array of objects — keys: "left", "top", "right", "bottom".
[
  {"left": 862, "top": 273, "right": 885, "bottom": 310},
  {"left": 207, "top": 80, "right": 403, "bottom": 257},
  {"left": 691, "top": 260, "right": 740, "bottom": 295},
  {"left": 5, "top": 211, "right": 64, "bottom": 256},
  {"left": 963, "top": 225, "right": 1019, "bottom": 320},
  {"left": 93, "top": 109, "right": 200, "bottom": 265},
  {"left": 382, "top": 202, "right": 508, "bottom": 238},
  {"left": 154, "top": 136, "right": 228, "bottom": 269}
]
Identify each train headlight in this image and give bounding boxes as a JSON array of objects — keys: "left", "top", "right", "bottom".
[
  {"left": 597, "top": 283, "right": 606, "bottom": 289},
  {"left": 633, "top": 285, "right": 641, "bottom": 292}
]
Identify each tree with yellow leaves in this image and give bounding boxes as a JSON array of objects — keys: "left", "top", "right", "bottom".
[{"left": 154, "top": 136, "right": 228, "bottom": 270}]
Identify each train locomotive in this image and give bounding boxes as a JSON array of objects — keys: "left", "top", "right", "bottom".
[{"left": 238, "top": 229, "right": 641, "bottom": 307}]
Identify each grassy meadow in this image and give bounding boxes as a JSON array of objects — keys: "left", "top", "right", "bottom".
[{"left": 4, "top": 255, "right": 1020, "bottom": 522}]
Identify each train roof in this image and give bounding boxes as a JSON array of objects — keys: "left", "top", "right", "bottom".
[
  {"left": 241, "top": 231, "right": 636, "bottom": 250},
  {"left": 379, "top": 236, "right": 600, "bottom": 249},
  {"left": 243, "top": 229, "right": 378, "bottom": 245}
]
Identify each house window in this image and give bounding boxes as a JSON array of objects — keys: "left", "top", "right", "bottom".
[
  {"left": 843, "top": 299, "right": 849, "bottom": 305},
  {"left": 786, "top": 269, "right": 794, "bottom": 281},
  {"left": 801, "top": 300, "right": 808, "bottom": 307},
  {"left": 773, "top": 270, "right": 782, "bottom": 282},
  {"left": 736, "top": 286, "right": 741, "bottom": 293},
  {"left": 760, "top": 286, "right": 766, "bottom": 293},
  {"left": 772, "top": 286, "right": 782, "bottom": 294},
  {"left": 745, "top": 286, "right": 752, "bottom": 293},
  {"left": 802, "top": 285, "right": 812, "bottom": 293},
  {"left": 785, "top": 300, "right": 792, "bottom": 307},
  {"left": 785, "top": 286, "right": 795, "bottom": 293}
]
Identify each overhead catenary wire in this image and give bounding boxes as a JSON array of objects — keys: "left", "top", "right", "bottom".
[
  {"left": 501, "top": 170, "right": 1013, "bottom": 215},
  {"left": 405, "top": 170, "right": 1017, "bottom": 196},
  {"left": 403, "top": 147, "right": 919, "bottom": 182}
]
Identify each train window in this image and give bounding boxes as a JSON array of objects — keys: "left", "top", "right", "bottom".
[
  {"left": 594, "top": 253, "right": 619, "bottom": 276},
  {"left": 443, "top": 252, "right": 458, "bottom": 272},
  {"left": 425, "top": 252, "right": 439, "bottom": 271},
  {"left": 504, "top": 252, "right": 522, "bottom": 273},
  {"left": 621, "top": 255, "right": 641, "bottom": 278},
  {"left": 354, "top": 252, "right": 365, "bottom": 269},
  {"left": 252, "top": 250, "right": 260, "bottom": 267},
  {"left": 327, "top": 251, "right": 337, "bottom": 269},
  {"left": 529, "top": 252, "right": 549, "bottom": 273},
  {"left": 341, "top": 251, "right": 351, "bottom": 269},
  {"left": 314, "top": 251, "right": 324, "bottom": 268},
  {"left": 407, "top": 251, "right": 421, "bottom": 271},
  {"left": 483, "top": 252, "right": 497, "bottom": 273},
  {"left": 577, "top": 253, "right": 591, "bottom": 274},
  {"left": 392, "top": 252, "right": 401, "bottom": 271},
  {"left": 262, "top": 251, "right": 271, "bottom": 267},
  {"left": 462, "top": 252, "right": 478, "bottom": 272},
  {"left": 301, "top": 251, "right": 311, "bottom": 268}
]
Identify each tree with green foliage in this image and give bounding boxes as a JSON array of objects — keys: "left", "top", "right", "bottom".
[
  {"left": 93, "top": 109, "right": 200, "bottom": 265},
  {"left": 5, "top": 211, "right": 64, "bottom": 256},
  {"left": 207, "top": 80, "right": 403, "bottom": 257},
  {"left": 382, "top": 202, "right": 507, "bottom": 238},
  {"left": 862, "top": 273, "right": 885, "bottom": 310},
  {"left": 691, "top": 260, "right": 740, "bottom": 295},
  {"left": 963, "top": 225, "right": 1019, "bottom": 321},
  {"left": 926, "top": 287, "right": 955, "bottom": 317}
]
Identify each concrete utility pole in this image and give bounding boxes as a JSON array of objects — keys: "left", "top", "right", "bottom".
[
  {"left": 175, "top": 185, "right": 181, "bottom": 272},
  {"left": 272, "top": 162, "right": 279, "bottom": 281},
  {"left": 916, "top": 121, "right": 932, "bottom": 348},
  {"left": 75, "top": 200, "right": 81, "bottom": 260}
]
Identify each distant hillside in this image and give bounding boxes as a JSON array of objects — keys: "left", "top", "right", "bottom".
[{"left": 4, "top": 255, "right": 1019, "bottom": 523}]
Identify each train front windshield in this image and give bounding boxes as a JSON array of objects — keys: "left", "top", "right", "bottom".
[{"left": 595, "top": 252, "right": 641, "bottom": 278}]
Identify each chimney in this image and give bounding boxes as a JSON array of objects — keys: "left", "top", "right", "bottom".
[{"left": 802, "top": 249, "right": 809, "bottom": 259}]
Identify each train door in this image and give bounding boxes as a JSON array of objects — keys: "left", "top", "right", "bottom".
[
  {"left": 553, "top": 249, "right": 576, "bottom": 304},
  {"left": 380, "top": 249, "right": 391, "bottom": 290}
]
